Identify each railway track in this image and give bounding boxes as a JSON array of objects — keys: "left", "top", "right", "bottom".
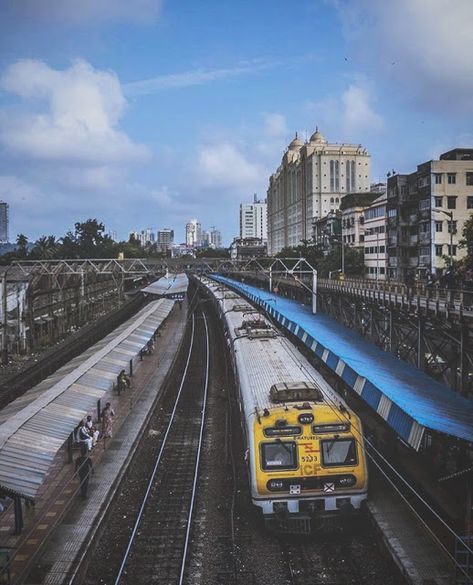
[
  {"left": 113, "top": 309, "right": 210, "bottom": 585},
  {"left": 281, "top": 530, "right": 367, "bottom": 585}
]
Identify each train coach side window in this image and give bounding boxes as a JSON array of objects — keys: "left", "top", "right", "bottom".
[
  {"left": 261, "top": 442, "right": 298, "bottom": 471},
  {"left": 321, "top": 439, "right": 357, "bottom": 467}
]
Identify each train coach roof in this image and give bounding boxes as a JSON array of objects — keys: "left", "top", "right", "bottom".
[
  {"left": 0, "top": 298, "right": 174, "bottom": 499},
  {"left": 211, "top": 276, "right": 473, "bottom": 449},
  {"left": 197, "top": 277, "right": 343, "bottom": 417}
]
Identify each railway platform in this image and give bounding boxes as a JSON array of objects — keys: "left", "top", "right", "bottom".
[
  {"left": 0, "top": 300, "right": 187, "bottom": 585},
  {"left": 209, "top": 275, "right": 468, "bottom": 585}
]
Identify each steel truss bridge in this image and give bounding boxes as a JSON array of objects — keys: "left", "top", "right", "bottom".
[{"left": 185, "top": 257, "right": 473, "bottom": 398}]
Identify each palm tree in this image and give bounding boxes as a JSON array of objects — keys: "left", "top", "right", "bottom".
[
  {"left": 32, "top": 235, "right": 58, "bottom": 259},
  {"left": 16, "top": 234, "right": 29, "bottom": 259}
]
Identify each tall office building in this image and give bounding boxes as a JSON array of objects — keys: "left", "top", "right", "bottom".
[
  {"left": 0, "top": 201, "right": 9, "bottom": 244},
  {"left": 186, "top": 219, "right": 202, "bottom": 248},
  {"left": 267, "top": 128, "right": 371, "bottom": 255},
  {"left": 157, "top": 228, "right": 174, "bottom": 252},
  {"left": 240, "top": 195, "right": 267, "bottom": 241}
]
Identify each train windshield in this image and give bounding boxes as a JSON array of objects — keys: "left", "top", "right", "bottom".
[
  {"left": 261, "top": 441, "right": 297, "bottom": 471},
  {"left": 321, "top": 439, "right": 357, "bottom": 467}
]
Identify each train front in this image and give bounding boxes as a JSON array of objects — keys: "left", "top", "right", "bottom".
[{"left": 248, "top": 383, "right": 368, "bottom": 532}]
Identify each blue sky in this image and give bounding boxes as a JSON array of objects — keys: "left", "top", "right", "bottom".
[{"left": 0, "top": 0, "right": 472, "bottom": 244}]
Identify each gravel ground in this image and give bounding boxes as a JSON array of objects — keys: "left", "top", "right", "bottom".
[{"left": 78, "top": 305, "right": 405, "bottom": 585}]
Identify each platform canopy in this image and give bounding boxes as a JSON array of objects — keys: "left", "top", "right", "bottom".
[
  {"left": 143, "top": 273, "right": 188, "bottom": 299},
  {"left": 211, "top": 275, "right": 473, "bottom": 450},
  {"left": 0, "top": 298, "right": 174, "bottom": 500}
]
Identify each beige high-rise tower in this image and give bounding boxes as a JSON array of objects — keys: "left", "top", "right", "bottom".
[{"left": 267, "top": 128, "right": 371, "bottom": 255}]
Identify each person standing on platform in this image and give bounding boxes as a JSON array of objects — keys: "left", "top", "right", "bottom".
[
  {"left": 101, "top": 402, "right": 115, "bottom": 438},
  {"left": 75, "top": 445, "right": 93, "bottom": 499}
]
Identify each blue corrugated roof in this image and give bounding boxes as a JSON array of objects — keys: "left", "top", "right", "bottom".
[{"left": 212, "top": 275, "right": 473, "bottom": 446}]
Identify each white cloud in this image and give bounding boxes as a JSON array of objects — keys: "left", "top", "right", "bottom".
[
  {"left": 124, "top": 60, "right": 278, "bottom": 96},
  {"left": 334, "top": 0, "right": 473, "bottom": 112},
  {"left": 195, "top": 142, "right": 267, "bottom": 191},
  {"left": 263, "top": 113, "right": 288, "bottom": 139},
  {"left": 0, "top": 59, "right": 150, "bottom": 165},
  {"left": 341, "top": 83, "right": 383, "bottom": 134},
  {"left": 306, "top": 79, "right": 383, "bottom": 139},
  {"left": 3, "top": 0, "right": 162, "bottom": 24}
]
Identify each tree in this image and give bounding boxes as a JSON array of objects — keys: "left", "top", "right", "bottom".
[
  {"left": 30, "top": 235, "right": 58, "bottom": 260},
  {"left": 16, "top": 234, "right": 29, "bottom": 259},
  {"left": 74, "top": 219, "right": 106, "bottom": 258},
  {"left": 195, "top": 247, "right": 230, "bottom": 259},
  {"left": 460, "top": 214, "right": 473, "bottom": 270}
]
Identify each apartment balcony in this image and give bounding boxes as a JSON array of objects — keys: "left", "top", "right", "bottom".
[
  {"left": 388, "top": 257, "right": 398, "bottom": 267},
  {"left": 419, "top": 255, "right": 431, "bottom": 266},
  {"left": 419, "top": 233, "right": 431, "bottom": 244},
  {"left": 388, "top": 236, "right": 397, "bottom": 246},
  {"left": 409, "top": 257, "right": 419, "bottom": 267},
  {"left": 409, "top": 213, "right": 418, "bottom": 223},
  {"left": 410, "top": 234, "right": 418, "bottom": 245}
]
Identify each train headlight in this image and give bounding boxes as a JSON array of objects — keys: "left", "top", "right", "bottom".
[
  {"left": 337, "top": 475, "right": 356, "bottom": 487},
  {"left": 267, "top": 479, "right": 285, "bottom": 491}
]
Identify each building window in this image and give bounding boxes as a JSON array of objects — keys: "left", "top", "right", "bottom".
[
  {"left": 435, "top": 221, "right": 443, "bottom": 232},
  {"left": 434, "top": 174, "right": 442, "bottom": 184},
  {"left": 468, "top": 196, "right": 473, "bottom": 209},
  {"left": 447, "top": 173, "right": 456, "bottom": 184},
  {"left": 448, "top": 245, "right": 457, "bottom": 256},
  {"left": 435, "top": 197, "right": 443, "bottom": 207},
  {"left": 447, "top": 196, "right": 457, "bottom": 209},
  {"left": 447, "top": 220, "right": 457, "bottom": 234},
  {"left": 419, "top": 199, "right": 430, "bottom": 210},
  {"left": 466, "top": 172, "right": 473, "bottom": 186},
  {"left": 435, "top": 245, "right": 443, "bottom": 256}
]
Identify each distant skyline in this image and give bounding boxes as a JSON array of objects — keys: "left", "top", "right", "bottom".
[{"left": 0, "top": 0, "right": 472, "bottom": 245}]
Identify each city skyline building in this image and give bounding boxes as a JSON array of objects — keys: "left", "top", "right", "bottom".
[
  {"left": 240, "top": 194, "right": 267, "bottom": 242},
  {"left": 0, "top": 201, "right": 9, "bottom": 244},
  {"left": 185, "top": 218, "right": 202, "bottom": 248},
  {"left": 157, "top": 228, "right": 174, "bottom": 253},
  {"left": 267, "top": 127, "right": 371, "bottom": 255}
]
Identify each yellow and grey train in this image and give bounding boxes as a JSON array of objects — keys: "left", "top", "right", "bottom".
[{"left": 197, "top": 276, "right": 368, "bottom": 532}]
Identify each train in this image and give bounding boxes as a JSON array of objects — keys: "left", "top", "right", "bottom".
[{"left": 196, "top": 275, "right": 368, "bottom": 533}]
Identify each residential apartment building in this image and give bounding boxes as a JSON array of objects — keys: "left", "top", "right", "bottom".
[
  {"left": 129, "top": 228, "right": 154, "bottom": 247},
  {"left": 340, "top": 192, "right": 380, "bottom": 248},
  {"left": 209, "top": 227, "right": 222, "bottom": 248},
  {"left": 363, "top": 194, "right": 388, "bottom": 280},
  {"left": 240, "top": 195, "right": 267, "bottom": 242},
  {"left": 267, "top": 128, "right": 371, "bottom": 255},
  {"left": 185, "top": 219, "right": 202, "bottom": 248},
  {"left": 387, "top": 148, "right": 473, "bottom": 281},
  {"left": 0, "top": 201, "right": 9, "bottom": 244}
]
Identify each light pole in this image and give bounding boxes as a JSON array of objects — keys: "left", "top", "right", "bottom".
[{"left": 433, "top": 208, "right": 454, "bottom": 268}]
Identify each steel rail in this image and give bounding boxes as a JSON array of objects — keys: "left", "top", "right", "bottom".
[
  {"left": 113, "top": 312, "right": 198, "bottom": 585},
  {"left": 178, "top": 311, "right": 210, "bottom": 585}
]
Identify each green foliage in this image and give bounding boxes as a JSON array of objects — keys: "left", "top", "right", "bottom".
[
  {"left": 195, "top": 247, "right": 230, "bottom": 258},
  {"left": 15, "top": 234, "right": 29, "bottom": 259},
  {"left": 459, "top": 213, "right": 473, "bottom": 270},
  {"left": 0, "top": 219, "right": 166, "bottom": 263},
  {"left": 275, "top": 240, "right": 364, "bottom": 278}
]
